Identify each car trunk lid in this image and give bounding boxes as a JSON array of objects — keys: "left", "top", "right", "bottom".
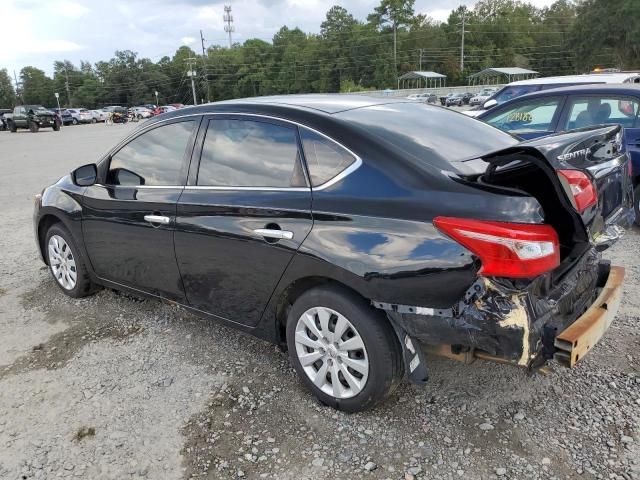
[{"left": 457, "top": 125, "right": 633, "bottom": 256}]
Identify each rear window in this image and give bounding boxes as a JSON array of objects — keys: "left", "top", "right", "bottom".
[
  {"left": 492, "top": 85, "right": 540, "bottom": 105},
  {"left": 336, "top": 102, "right": 518, "bottom": 168}
]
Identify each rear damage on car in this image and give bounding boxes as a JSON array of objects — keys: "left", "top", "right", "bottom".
[{"left": 378, "top": 125, "right": 632, "bottom": 377}]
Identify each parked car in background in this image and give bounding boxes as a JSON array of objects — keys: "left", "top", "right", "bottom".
[
  {"left": 469, "top": 87, "right": 498, "bottom": 106},
  {"left": 0, "top": 108, "right": 12, "bottom": 131},
  {"left": 90, "top": 110, "right": 109, "bottom": 123},
  {"left": 151, "top": 105, "right": 177, "bottom": 116},
  {"left": 477, "top": 84, "right": 640, "bottom": 223},
  {"left": 169, "top": 103, "right": 184, "bottom": 109},
  {"left": 407, "top": 93, "right": 437, "bottom": 104},
  {"left": 130, "top": 106, "right": 153, "bottom": 119},
  {"left": 445, "top": 93, "right": 466, "bottom": 107},
  {"left": 34, "top": 95, "right": 631, "bottom": 412},
  {"left": 465, "top": 72, "right": 640, "bottom": 117},
  {"left": 66, "top": 108, "right": 93, "bottom": 125},
  {"left": 5, "top": 105, "right": 60, "bottom": 132},
  {"left": 439, "top": 92, "right": 455, "bottom": 105}
]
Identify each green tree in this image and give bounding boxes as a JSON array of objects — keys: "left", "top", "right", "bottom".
[
  {"left": 0, "top": 69, "right": 16, "bottom": 108},
  {"left": 570, "top": 0, "right": 640, "bottom": 70},
  {"left": 20, "top": 67, "right": 55, "bottom": 106}
]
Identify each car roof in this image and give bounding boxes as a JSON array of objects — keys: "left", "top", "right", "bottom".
[
  {"left": 507, "top": 72, "right": 640, "bottom": 86},
  {"left": 210, "top": 94, "right": 405, "bottom": 114},
  {"left": 500, "top": 83, "right": 640, "bottom": 100}
]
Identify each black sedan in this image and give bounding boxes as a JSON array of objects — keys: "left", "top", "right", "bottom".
[{"left": 34, "top": 95, "right": 631, "bottom": 411}]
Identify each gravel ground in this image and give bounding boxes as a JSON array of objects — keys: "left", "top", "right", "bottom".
[{"left": 0, "top": 123, "right": 638, "bottom": 480}]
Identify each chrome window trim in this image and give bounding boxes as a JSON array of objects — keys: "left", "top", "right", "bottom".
[{"left": 104, "top": 111, "right": 363, "bottom": 191}]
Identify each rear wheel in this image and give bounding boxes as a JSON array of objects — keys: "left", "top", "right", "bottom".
[
  {"left": 8, "top": 121, "right": 17, "bottom": 132},
  {"left": 91, "top": 118, "right": 97, "bottom": 124},
  {"left": 286, "top": 285, "right": 402, "bottom": 412},
  {"left": 45, "top": 224, "right": 99, "bottom": 298},
  {"left": 29, "top": 121, "right": 39, "bottom": 133},
  {"left": 72, "top": 118, "right": 78, "bottom": 125}
]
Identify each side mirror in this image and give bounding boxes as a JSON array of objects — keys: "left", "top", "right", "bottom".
[
  {"left": 483, "top": 99, "right": 497, "bottom": 109},
  {"left": 72, "top": 163, "right": 97, "bottom": 186}
]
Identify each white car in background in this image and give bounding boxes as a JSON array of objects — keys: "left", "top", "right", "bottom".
[
  {"left": 66, "top": 108, "right": 94, "bottom": 125},
  {"left": 469, "top": 88, "right": 498, "bottom": 106},
  {"left": 90, "top": 110, "right": 109, "bottom": 123},
  {"left": 130, "top": 107, "right": 153, "bottom": 119}
]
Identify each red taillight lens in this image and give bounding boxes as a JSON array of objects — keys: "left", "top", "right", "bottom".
[
  {"left": 434, "top": 217, "right": 560, "bottom": 278},
  {"left": 557, "top": 169, "right": 597, "bottom": 214}
]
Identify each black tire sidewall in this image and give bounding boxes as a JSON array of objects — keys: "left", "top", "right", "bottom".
[
  {"left": 286, "top": 285, "right": 402, "bottom": 412},
  {"left": 45, "top": 224, "right": 95, "bottom": 298}
]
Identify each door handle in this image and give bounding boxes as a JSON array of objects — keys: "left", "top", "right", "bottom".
[
  {"left": 253, "top": 228, "right": 294, "bottom": 240},
  {"left": 144, "top": 214, "right": 170, "bottom": 225}
]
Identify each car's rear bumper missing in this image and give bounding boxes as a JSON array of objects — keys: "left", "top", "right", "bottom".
[
  {"left": 379, "top": 248, "right": 624, "bottom": 370},
  {"left": 554, "top": 266, "right": 624, "bottom": 367}
]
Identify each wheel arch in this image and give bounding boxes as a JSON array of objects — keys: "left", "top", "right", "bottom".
[
  {"left": 37, "top": 213, "right": 65, "bottom": 265},
  {"left": 272, "top": 275, "right": 375, "bottom": 347}
]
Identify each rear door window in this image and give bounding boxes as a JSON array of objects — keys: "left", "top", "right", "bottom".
[
  {"left": 107, "top": 120, "right": 195, "bottom": 186},
  {"left": 482, "top": 97, "right": 563, "bottom": 135},
  {"left": 564, "top": 96, "right": 640, "bottom": 129},
  {"left": 300, "top": 128, "right": 356, "bottom": 187},
  {"left": 197, "top": 118, "right": 307, "bottom": 188}
]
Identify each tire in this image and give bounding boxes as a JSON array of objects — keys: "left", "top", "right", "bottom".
[
  {"left": 72, "top": 118, "right": 78, "bottom": 125},
  {"left": 286, "top": 285, "right": 403, "bottom": 412},
  {"left": 91, "top": 118, "right": 97, "bottom": 124},
  {"left": 9, "top": 121, "right": 17, "bottom": 132},
  {"left": 634, "top": 184, "right": 640, "bottom": 226},
  {"left": 29, "top": 121, "right": 39, "bottom": 133},
  {"left": 45, "top": 223, "right": 99, "bottom": 298},
  {"left": 53, "top": 120, "right": 61, "bottom": 131}
]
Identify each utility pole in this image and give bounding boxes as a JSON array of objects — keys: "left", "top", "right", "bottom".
[
  {"left": 459, "top": 11, "right": 467, "bottom": 72},
  {"left": 186, "top": 58, "right": 198, "bottom": 105},
  {"left": 418, "top": 48, "right": 424, "bottom": 71},
  {"left": 224, "top": 5, "right": 234, "bottom": 48},
  {"left": 393, "top": 22, "right": 398, "bottom": 89},
  {"left": 200, "top": 29, "right": 211, "bottom": 102}
]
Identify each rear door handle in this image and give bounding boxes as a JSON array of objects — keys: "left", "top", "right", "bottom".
[
  {"left": 253, "top": 228, "right": 294, "bottom": 240},
  {"left": 144, "top": 214, "right": 170, "bottom": 225}
]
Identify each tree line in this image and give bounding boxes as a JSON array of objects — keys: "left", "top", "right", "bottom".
[{"left": 0, "top": 0, "right": 638, "bottom": 109}]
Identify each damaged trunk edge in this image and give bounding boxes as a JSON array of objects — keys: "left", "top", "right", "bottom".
[{"left": 375, "top": 126, "right": 631, "bottom": 376}]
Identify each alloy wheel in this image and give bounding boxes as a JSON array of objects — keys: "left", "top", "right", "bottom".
[
  {"left": 48, "top": 235, "right": 77, "bottom": 290},
  {"left": 294, "top": 306, "right": 369, "bottom": 399}
]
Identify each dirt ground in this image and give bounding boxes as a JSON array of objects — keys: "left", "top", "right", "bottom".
[{"left": 0, "top": 123, "right": 638, "bottom": 480}]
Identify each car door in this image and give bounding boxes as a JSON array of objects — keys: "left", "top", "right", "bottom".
[
  {"left": 174, "top": 115, "right": 313, "bottom": 327},
  {"left": 481, "top": 96, "right": 566, "bottom": 140},
  {"left": 82, "top": 118, "right": 200, "bottom": 302}
]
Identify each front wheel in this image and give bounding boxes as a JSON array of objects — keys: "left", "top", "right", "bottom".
[
  {"left": 29, "top": 121, "right": 39, "bottom": 133},
  {"left": 45, "top": 224, "right": 100, "bottom": 298},
  {"left": 286, "top": 285, "right": 403, "bottom": 412},
  {"left": 91, "top": 118, "right": 97, "bottom": 124},
  {"left": 9, "top": 121, "right": 17, "bottom": 132},
  {"left": 72, "top": 118, "right": 78, "bottom": 125},
  {"left": 53, "top": 120, "right": 61, "bottom": 131}
]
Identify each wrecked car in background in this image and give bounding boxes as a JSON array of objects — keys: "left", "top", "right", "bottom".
[{"left": 33, "top": 96, "right": 632, "bottom": 412}]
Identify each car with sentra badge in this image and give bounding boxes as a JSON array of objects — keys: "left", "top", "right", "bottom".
[{"left": 33, "top": 95, "right": 632, "bottom": 411}]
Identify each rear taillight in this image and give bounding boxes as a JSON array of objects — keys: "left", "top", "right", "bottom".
[
  {"left": 434, "top": 217, "right": 560, "bottom": 278},
  {"left": 557, "top": 169, "right": 597, "bottom": 214}
]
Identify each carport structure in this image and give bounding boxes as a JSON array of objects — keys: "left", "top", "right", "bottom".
[
  {"left": 398, "top": 71, "right": 447, "bottom": 89},
  {"left": 468, "top": 67, "right": 538, "bottom": 85}
]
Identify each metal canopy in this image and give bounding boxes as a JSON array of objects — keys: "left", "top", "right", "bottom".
[
  {"left": 468, "top": 67, "right": 538, "bottom": 85},
  {"left": 398, "top": 71, "right": 447, "bottom": 89}
]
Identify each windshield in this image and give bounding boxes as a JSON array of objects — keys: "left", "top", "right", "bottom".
[{"left": 491, "top": 85, "right": 540, "bottom": 105}]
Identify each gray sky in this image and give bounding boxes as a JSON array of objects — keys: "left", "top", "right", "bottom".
[{"left": 2, "top": 0, "right": 556, "bottom": 77}]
